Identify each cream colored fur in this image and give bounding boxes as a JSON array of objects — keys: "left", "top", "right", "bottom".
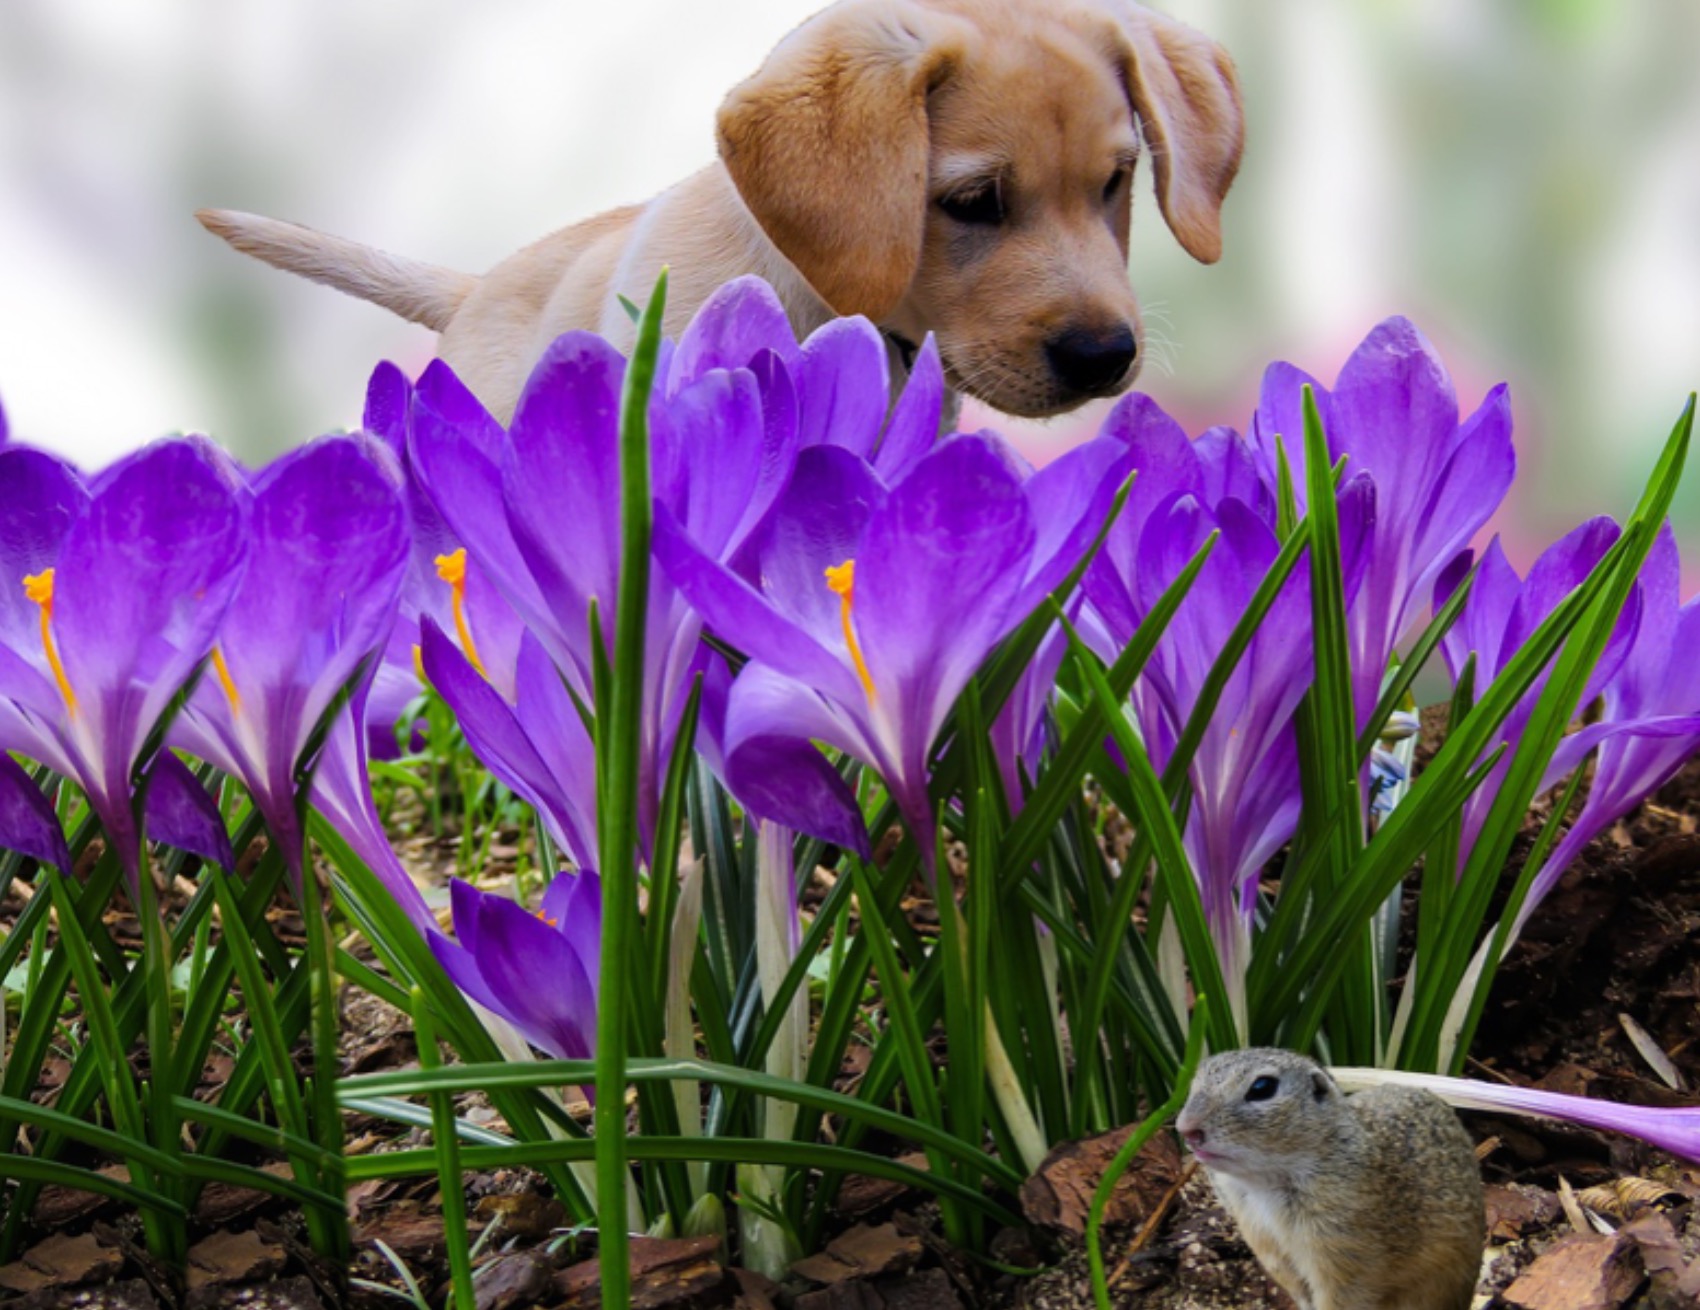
[{"left": 199, "top": 0, "right": 1243, "bottom": 423}]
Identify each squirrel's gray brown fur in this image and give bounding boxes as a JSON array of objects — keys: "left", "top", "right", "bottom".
[{"left": 1176, "top": 1048, "right": 1484, "bottom": 1310}]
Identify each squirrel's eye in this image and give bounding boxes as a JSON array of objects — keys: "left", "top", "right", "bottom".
[
  {"left": 1246, "top": 1075, "right": 1279, "bottom": 1102},
  {"left": 938, "top": 181, "right": 1006, "bottom": 226}
]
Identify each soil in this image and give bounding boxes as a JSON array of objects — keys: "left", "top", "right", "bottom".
[{"left": 5, "top": 746, "right": 1700, "bottom": 1309}]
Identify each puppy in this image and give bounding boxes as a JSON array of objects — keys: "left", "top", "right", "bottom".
[{"left": 199, "top": 0, "right": 1242, "bottom": 422}]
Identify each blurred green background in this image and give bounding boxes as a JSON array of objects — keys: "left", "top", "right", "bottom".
[{"left": 2, "top": 0, "right": 1696, "bottom": 566}]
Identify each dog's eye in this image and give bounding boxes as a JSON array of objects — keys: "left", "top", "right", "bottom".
[
  {"left": 1246, "top": 1075, "right": 1280, "bottom": 1102},
  {"left": 938, "top": 182, "right": 1005, "bottom": 226},
  {"left": 1103, "top": 169, "right": 1128, "bottom": 203}
]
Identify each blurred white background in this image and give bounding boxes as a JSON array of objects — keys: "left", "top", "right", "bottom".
[{"left": 2, "top": 0, "right": 1697, "bottom": 555}]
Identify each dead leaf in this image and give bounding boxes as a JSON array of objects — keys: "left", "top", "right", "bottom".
[
  {"left": 552, "top": 1235, "right": 726, "bottom": 1308},
  {"left": 1575, "top": 1176, "right": 1685, "bottom": 1220},
  {"left": 1618, "top": 1013, "right": 1685, "bottom": 1090},
  {"left": 1485, "top": 1184, "right": 1563, "bottom": 1241},
  {"left": 833, "top": 1152, "right": 927, "bottom": 1218},
  {"left": 472, "top": 1191, "right": 567, "bottom": 1240},
  {"left": 14, "top": 1230, "right": 123, "bottom": 1286},
  {"left": 791, "top": 1223, "right": 923, "bottom": 1285},
  {"left": 473, "top": 1250, "right": 553, "bottom": 1310},
  {"left": 794, "top": 1266, "right": 964, "bottom": 1310},
  {"left": 1503, "top": 1232, "right": 1645, "bottom": 1309},
  {"left": 1019, "top": 1126, "right": 1181, "bottom": 1237},
  {"left": 186, "top": 1229, "right": 288, "bottom": 1291}
]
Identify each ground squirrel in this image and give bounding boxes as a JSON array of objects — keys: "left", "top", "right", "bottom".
[{"left": 1175, "top": 1048, "right": 1484, "bottom": 1310}]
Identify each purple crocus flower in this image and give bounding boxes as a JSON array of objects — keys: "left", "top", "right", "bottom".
[
  {"left": 144, "top": 752, "right": 236, "bottom": 869},
  {"left": 308, "top": 689, "right": 435, "bottom": 934},
  {"left": 1434, "top": 518, "right": 1641, "bottom": 869},
  {"left": 0, "top": 753, "right": 70, "bottom": 871},
  {"left": 662, "top": 276, "right": 945, "bottom": 486},
  {"left": 411, "top": 294, "right": 799, "bottom": 862},
  {"left": 430, "top": 870, "right": 601, "bottom": 1069},
  {"left": 1510, "top": 528, "right": 1700, "bottom": 937},
  {"left": 1336, "top": 1067, "right": 1700, "bottom": 1165},
  {"left": 1249, "top": 318, "right": 1515, "bottom": 729},
  {"left": 1082, "top": 391, "right": 1372, "bottom": 1026},
  {"left": 420, "top": 619, "right": 599, "bottom": 871},
  {"left": 0, "top": 440, "right": 247, "bottom": 892},
  {"left": 360, "top": 362, "right": 525, "bottom": 757},
  {"left": 172, "top": 436, "right": 407, "bottom": 888},
  {"left": 657, "top": 432, "right": 1113, "bottom": 866}
]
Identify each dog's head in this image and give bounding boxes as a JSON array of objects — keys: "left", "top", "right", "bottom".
[{"left": 717, "top": 0, "right": 1244, "bottom": 418}]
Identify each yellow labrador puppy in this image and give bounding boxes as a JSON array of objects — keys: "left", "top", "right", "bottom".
[{"left": 200, "top": 0, "right": 1242, "bottom": 422}]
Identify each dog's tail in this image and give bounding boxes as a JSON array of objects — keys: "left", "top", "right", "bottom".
[{"left": 196, "top": 209, "right": 476, "bottom": 333}]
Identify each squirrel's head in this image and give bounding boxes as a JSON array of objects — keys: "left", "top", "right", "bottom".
[{"left": 1175, "top": 1048, "right": 1346, "bottom": 1186}]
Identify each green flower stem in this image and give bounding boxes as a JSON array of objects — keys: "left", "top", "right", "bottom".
[
  {"left": 595, "top": 268, "right": 668, "bottom": 1308},
  {"left": 415, "top": 988, "right": 475, "bottom": 1310},
  {"left": 1087, "top": 994, "right": 1211, "bottom": 1310},
  {"left": 44, "top": 870, "right": 180, "bottom": 1260},
  {"left": 299, "top": 862, "right": 351, "bottom": 1263}
]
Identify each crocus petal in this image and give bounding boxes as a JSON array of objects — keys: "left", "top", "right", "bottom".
[
  {"left": 144, "top": 752, "right": 234, "bottom": 868},
  {"left": 1403, "top": 383, "right": 1515, "bottom": 617},
  {"left": 1195, "top": 425, "right": 1274, "bottom": 523},
  {"left": 0, "top": 753, "right": 69, "bottom": 871},
  {"left": 663, "top": 367, "right": 784, "bottom": 561},
  {"left": 1016, "top": 434, "right": 1134, "bottom": 617},
  {"left": 1248, "top": 360, "right": 1330, "bottom": 503},
  {"left": 53, "top": 440, "right": 248, "bottom": 766},
  {"left": 724, "top": 664, "right": 873, "bottom": 856},
  {"left": 795, "top": 316, "right": 889, "bottom": 458},
  {"left": 871, "top": 335, "right": 944, "bottom": 481},
  {"left": 666, "top": 276, "right": 800, "bottom": 394},
  {"left": 856, "top": 435, "right": 1034, "bottom": 759},
  {"left": 1334, "top": 1067, "right": 1700, "bottom": 1164},
  {"left": 410, "top": 359, "right": 564, "bottom": 657},
  {"left": 539, "top": 869, "right": 604, "bottom": 981},
  {"left": 1438, "top": 538, "right": 1521, "bottom": 684},
  {"left": 1093, "top": 391, "right": 1207, "bottom": 605},
  {"left": 219, "top": 437, "right": 409, "bottom": 766},
  {"left": 0, "top": 447, "right": 86, "bottom": 654},
  {"left": 501, "top": 333, "right": 626, "bottom": 678},
  {"left": 1329, "top": 317, "right": 1460, "bottom": 500},
  {"left": 757, "top": 446, "right": 886, "bottom": 637},
  {"left": 310, "top": 694, "right": 435, "bottom": 935},
  {"left": 653, "top": 502, "right": 863, "bottom": 708},
  {"left": 459, "top": 885, "right": 598, "bottom": 1062},
  {"left": 421, "top": 619, "right": 597, "bottom": 868}
]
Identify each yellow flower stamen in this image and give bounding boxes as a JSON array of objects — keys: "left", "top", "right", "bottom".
[
  {"left": 210, "top": 646, "right": 242, "bottom": 714},
  {"left": 824, "top": 559, "right": 875, "bottom": 700},
  {"left": 22, "top": 569, "right": 76, "bottom": 716},
  {"left": 412, "top": 642, "right": 427, "bottom": 685},
  {"left": 434, "top": 548, "right": 487, "bottom": 677}
]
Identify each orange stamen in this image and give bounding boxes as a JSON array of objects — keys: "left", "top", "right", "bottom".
[
  {"left": 535, "top": 909, "right": 559, "bottom": 928},
  {"left": 22, "top": 569, "right": 76, "bottom": 716},
  {"left": 210, "top": 646, "right": 242, "bottom": 714},
  {"left": 434, "top": 548, "right": 487, "bottom": 677},
  {"left": 824, "top": 559, "right": 875, "bottom": 700}
]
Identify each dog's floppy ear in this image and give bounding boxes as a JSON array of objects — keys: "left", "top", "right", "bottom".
[
  {"left": 717, "top": 0, "right": 970, "bottom": 320},
  {"left": 1104, "top": 3, "right": 1244, "bottom": 264}
]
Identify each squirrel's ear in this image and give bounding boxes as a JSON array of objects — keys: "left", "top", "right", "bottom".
[
  {"left": 717, "top": 0, "right": 972, "bottom": 319},
  {"left": 1310, "top": 1071, "right": 1335, "bottom": 1103}
]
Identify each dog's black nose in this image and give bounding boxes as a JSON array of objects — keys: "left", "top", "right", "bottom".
[{"left": 1045, "top": 325, "right": 1137, "bottom": 396}]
